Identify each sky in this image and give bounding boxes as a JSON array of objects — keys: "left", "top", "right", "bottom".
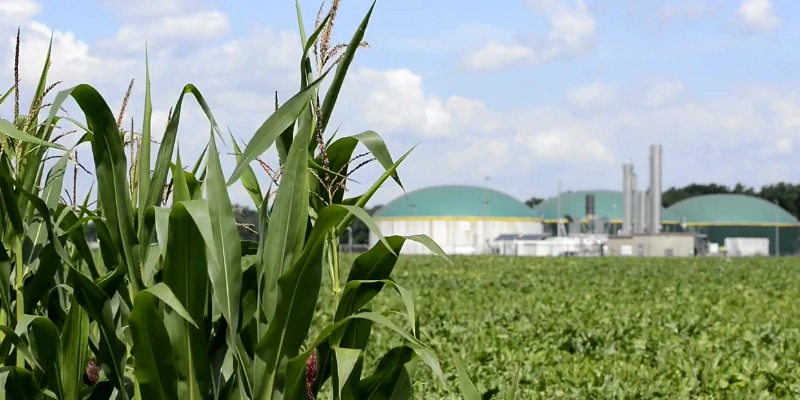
[{"left": 2, "top": 0, "right": 800, "bottom": 208}]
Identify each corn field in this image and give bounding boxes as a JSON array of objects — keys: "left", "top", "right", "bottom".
[{"left": 0, "top": 1, "right": 468, "bottom": 399}]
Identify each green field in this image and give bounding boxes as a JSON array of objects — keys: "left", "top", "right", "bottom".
[{"left": 317, "top": 256, "right": 800, "bottom": 399}]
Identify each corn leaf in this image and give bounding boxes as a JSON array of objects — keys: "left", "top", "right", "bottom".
[
  {"left": 130, "top": 290, "right": 179, "bottom": 400},
  {"left": 226, "top": 71, "right": 328, "bottom": 186},
  {"left": 69, "top": 267, "right": 129, "bottom": 399},
  {"left": 162, "top": 201, "right": 212, "bottom": 399},
  {"left": 61, "top": 302, "right": 89, "bottom": 400},
  {"left": 52, "top": 84, "right": 142, "bottom": 293},
  {"left": 27, "top": 317, "right": 65, "bottom": 400},
  {"left": 206, "top": 134, "right": 243, "bottom": 342},
  {"left": 452, "top": 349, "right": 481, "bottom": 400}
]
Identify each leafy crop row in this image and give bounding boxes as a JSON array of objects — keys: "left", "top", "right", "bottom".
[{"left": 340, "top": 256, "right": 800, "bottom": 399}]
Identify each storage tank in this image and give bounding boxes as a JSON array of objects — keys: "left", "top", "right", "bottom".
[
  {"left": 668, "top": 194, "right": 800, "bottom": 255},
  {"left": 370, "top": 185, "right": 543, "bottom": 255}
]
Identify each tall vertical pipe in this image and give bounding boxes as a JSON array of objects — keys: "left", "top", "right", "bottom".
[
  {"left": 649, "top": 144, "right": 663, "bottom": 234},
  {"left": 622, "top": 163, "right": 633, "bottom": 234},
  {"left": 631, "top": 171, "right": 637, "bottom": 233},
  {"left": 636, "top": 190, "right": 647, "bottom": 234}
]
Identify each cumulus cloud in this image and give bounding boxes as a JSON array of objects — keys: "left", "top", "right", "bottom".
[
  {"left": 737, "top": 0, "right": 781, "bottom": 33},
  {"left": 462, "top": 0, "right": 595, "bottom": 71},
  {"left": 566, "top": 82, "right": 616, "bottom": 109},
  {"left": 349, "top": 68, "right": 501, "bottom": 138},
  {"left": 0, "top": 0, "right": 40, "bottom": 25},
  {"left": 643, "top": 80, "right": 686, "bottom": 107},
  {"left": 3, "top": 0, "right": 800, "bottom": 206},
  {"left": 97, "top": 10, "right": 232, "bottom": 54},
  {"left": 658, "top": 1, "right": 716, "bottom": 20}
]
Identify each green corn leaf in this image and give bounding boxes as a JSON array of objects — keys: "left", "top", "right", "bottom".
[
  {"left": 206, "top": 133, "right": 243, "bottom": 341},
  {"left": 452, "top": 349, "right": 481, "bottom": 400},
  {"left": 137, "top": 47, "right": 153, "bottom": 246},
  {"left": 226, "top": 69, "right": 329, "bottom": 186},
  {"left": 25, "top": 34, "right": 53, "bottom": 133},
  {"left": 24, "top": 152, "right": 69, "bottom": 265},
  {"left": 21, "top": 243, "right": 59, "bottom": 314},
  {"left": 55, "top": 207, "right": 99, "bottom": 278},
  {"left": 0, "top": 119, "right": 65, "bottom": 150},
  {"left": 1, "top": 367, "right": 44, "bottom": 400},
  {"left": 0, "top": 243, "right": 13, "bottom": 322},
  {"left": 137, "top": 84, "right": 223, "bottom": 271},
  {"left": 333, "top": 347, "right": 363, "bottom": 400},
  {"left": 172, "top": 150, "right": 191, "bottom": 202},
  {"left": 27, "top": 317, "right": 65, "bottom": 400},
  {"left": 350, "top": 312, "right": 444, "bottom": 385},
  {"left": 334, "top": 145, "right": 415, "bottom": 236},
  {"left": 358, "top": 346, "right": 414, "bottom": 400},
  {"left": 130, "top": 290, "right": 180, "bottom": 400},
  {"left": 162, "top": 201, "right": 212, "bottom": 400},
  {"left": 144, "top": 283, "right": 198, "bottom": 328},
  {"left": 145, "top": 84, "right": 224, "bottom": 209},
  {"left": 254, "top": 204, "right": 350, "bottom": 399},
  {"left": 191, "top": 144, "right": 208, "bottom": 177},
  {"left": 61, "top": 302, "right": 89, "bottom": 400},
  {"left": 14, "top": 184, "right": 73, "bottom": 267},
  {"left": 229, "top": 133, "right": 262, "bottom": 210},
  {"left": 0, "top": 326, "right": 39, "bottom": 369},
  {"left": 259, "top": 87, "right": 312, "bottom": 324},
  {"left": 69, "top": 267, "right": 129, "bottom": 399},
  {"left": 0, "top": 163, "right": 22, "bottom": 235},
  {"left": 350, "top": 130, "right": 403, "bottom": 188},
  {"left": 50, "top": 84, "right": 142, "bottom": 293}
]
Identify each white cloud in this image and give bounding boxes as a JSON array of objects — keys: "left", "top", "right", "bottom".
[
  {"left": 658, "top": 1, "right": 715, "bottom": 20},
  {"left": 0, "top": 0, "right": 40, "bottom": 26},
  {"left": 98, "top": 11, "right": 232, "bottom": 54},
  {"left": 100, "top": 0, "right": 207, "bottom": 20},
  {"left": 566, "top": 82, "right": 616, "bottom": 109},
  {"left": 463, "top": 0, "right": 596, "bottom": 71},
  {"left": 737, "top": 0, "right": 781, "bottom": 33},
  {"left": 11, "top": 21, "right": 134, "bottom": 85},
  {"left": 643, "top": 80, "right": 686, "bottom": 107},
  {"left": 4, "top": 0, "right": 800, "bottom": 207},
  {"left": 462, "top": 42, "right": 532, "bottom": 71},
  {"left": 351, "top": 68, "right": 500, "bottom": 138}
]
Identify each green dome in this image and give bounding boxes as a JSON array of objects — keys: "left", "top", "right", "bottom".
[
  {"left": 374, "top": 185, "right": 539, "bottom": 220},
  {"left": 532, "top": 189, "right": 679, "bottom": 222},
  {"left": 667, "top": 194, "right": 799, "bottom": 226}
]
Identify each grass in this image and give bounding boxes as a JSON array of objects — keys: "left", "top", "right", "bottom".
[{"left": 316, "top": 255, "right": 800, "bottom": 399}]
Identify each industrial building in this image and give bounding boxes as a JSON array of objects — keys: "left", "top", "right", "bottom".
[
  {"left": 667, "top": 194, "right": 800, "bottom": 256},
  {"left": 369, "top": 144, "right": 800, "bottom": 257},
  {"left": 532, "top": 189, "right": 681, "bottom": 235},
  {"left": 370, "top": 185, "right": 543, "bottom": 255}
]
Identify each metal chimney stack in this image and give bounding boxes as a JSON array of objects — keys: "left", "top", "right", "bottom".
[
  {"left": 631, "top": 171, "right": 637, "bottom": 232},
  {"left": 636, "top": 190, "right": 647, "bottom": 234},
  {"left": 622, "top": 163, "right": 634, "bottom": 234},
  {"left": 649, "top": 144, "right": 663, "bottom": 234}
]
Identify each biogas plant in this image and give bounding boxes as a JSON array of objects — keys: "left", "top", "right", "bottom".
[{"left": 368, "top": 144, "right": 800, "bottom": 257}]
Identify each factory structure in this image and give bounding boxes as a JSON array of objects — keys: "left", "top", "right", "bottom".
[{"left": 369, "top": 144, "right": 800, "bottom": 257}]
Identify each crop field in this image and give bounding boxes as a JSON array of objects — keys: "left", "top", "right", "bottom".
[{"left": 318, "top": 256, "right": 800, "bottom": 399}]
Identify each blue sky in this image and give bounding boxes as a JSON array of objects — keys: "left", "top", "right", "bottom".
[{"left": 2, "top": 0, "right": 800, "bottom": 207}]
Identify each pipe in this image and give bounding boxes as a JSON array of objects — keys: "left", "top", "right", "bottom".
[
  {"left": 649, "top": 144, "right": 662, "bottom": 234},
  {"left": 622, "top": 163, "right": 633, "bottom": 235}
]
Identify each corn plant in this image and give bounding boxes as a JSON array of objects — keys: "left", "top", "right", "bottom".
[{"left": 0, "top": 1, "right": 455, "bottom": 399}]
